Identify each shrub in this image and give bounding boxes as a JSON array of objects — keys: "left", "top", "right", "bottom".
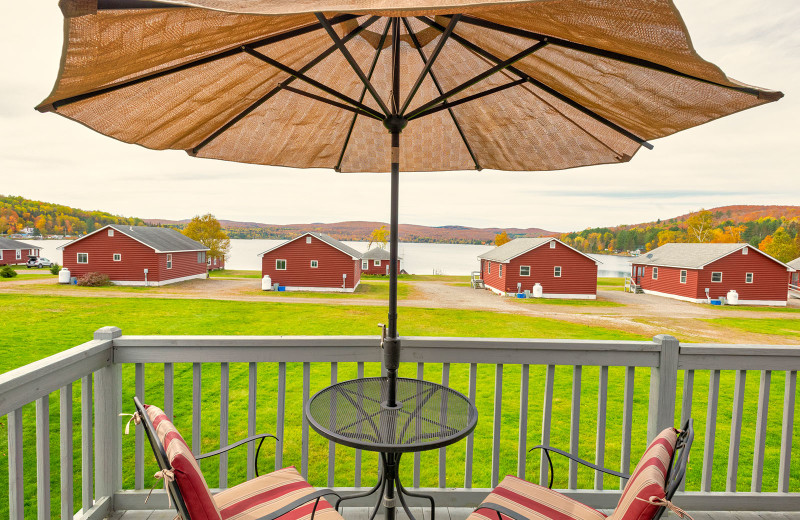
[
  {"left": 0, "top": 266, "right": 17, "bottom": 278},
  {"left": 50, "top": 263, "right": 62, "bottom": 275},
  {"left": 76, "top": 272, "right": 112, "bottom": 287}
]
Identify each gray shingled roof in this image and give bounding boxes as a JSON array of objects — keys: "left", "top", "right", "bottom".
[
  {"left": 478, "top": 237, "right": 553, "bottom": 262},
  {"left": 0, "top": 237, "right": 37, "bottom": 250},
  {"left": 633, "top": 243, "right": 754, "bottom": 269},
  {"left": 361, "top": 247, "right": 401, "bottom": 260},
  {"left": 258, "top": 232, "right": 361, "bottom": 259},
  {"left": 60, "top": 225, "right": 207, "bottom": 252},
  {"left": 788, "top": 257, "right": 800, "bottom": 270}
]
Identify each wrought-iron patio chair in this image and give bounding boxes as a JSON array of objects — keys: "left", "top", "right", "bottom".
[
  {"left": 468, "top": 420, "right": 694, "bottom": 520},
  {"left": 132, "top": 397, "right": 344, "bottom": 520}
]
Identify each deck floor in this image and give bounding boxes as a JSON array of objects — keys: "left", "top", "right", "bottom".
[{"left": 108, "top": 508, "right": 800, "bottom": 520}]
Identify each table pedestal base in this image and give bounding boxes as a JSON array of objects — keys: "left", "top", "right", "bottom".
[{"left": 336, "top": 453, "right": 435, "bottom": 520}]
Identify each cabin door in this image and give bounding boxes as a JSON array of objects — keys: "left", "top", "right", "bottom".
[{"left": 386, "top": 264, "right": 389, "bottom": 276}]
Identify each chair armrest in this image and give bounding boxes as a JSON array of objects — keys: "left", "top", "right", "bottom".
[
  {"left": 474, "top": 502, "right": 531, "bottom": 520},
  {"left": 257, "top": 489, "right": 342, "bottom": 520},
  {"left": 196, "top": 433, "right": 277, "bottom": 476},
  {"left": 529, "top": 444, "right": 629, "bottom": 489}
]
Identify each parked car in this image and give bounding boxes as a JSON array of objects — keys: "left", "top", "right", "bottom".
[{"left": 26, "top": 256, "right": 53, "bottom": 268}]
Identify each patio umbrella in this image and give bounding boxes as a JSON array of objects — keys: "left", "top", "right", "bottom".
[{"left": 37, "top": 0, "right": 782, "bottom": 407}]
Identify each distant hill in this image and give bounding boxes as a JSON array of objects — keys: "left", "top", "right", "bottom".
[{"left": 633, "top": 205, "right": 800, "bottom": 228}]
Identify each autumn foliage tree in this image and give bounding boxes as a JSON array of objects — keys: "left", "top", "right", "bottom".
[
  {"left": 759, "top": 227, "right": 800, "bottom": 263},
  {"left": 495, "top": 231, "right": 510, "bottom": 246},
  {"left": 686, "top": 210, "right": 714, "bottom": 243},
  {"left": 182, "top": 214, "right": 231, "bottom": 261},
  {"left": 368, "top": 226, "right": 389, "bottom": 249}
]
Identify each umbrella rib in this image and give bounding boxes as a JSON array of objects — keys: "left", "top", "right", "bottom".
[
  {"left": 335, "top": 20, "right": 392, "bottom": 172},
  {"left": 401, "top": 17, "right": 481, "bottom": 171},
  {"left": 191, "top": 16, "right": 381, "bottom": 156},
  {"left": 36, "top": 14, "right": 359, "bottom": 113},
  {"left": 404, "top": 41, "right": 548, "bottom": 120},
  {"left": 411, "top": 78, "right": 527, "bottom": 119},
  {"left": 243, "top": 48, "right": 384, "bottom": 121},
  {"left": 451, "top": 15, "right": 768, "bottom": 98},
  {"left": 416, "top": 16, "right": 653, "bottom": 150},
  {"left": 280, "top": 85, "right": 382, "bottom": 120},
  {"left": 316, "top": 13, "right": 392, "bottom": 118}
]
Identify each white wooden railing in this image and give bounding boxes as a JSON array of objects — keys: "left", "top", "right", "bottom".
[{"left": 1, "top": 328, "right": 799, "bottom": 519}]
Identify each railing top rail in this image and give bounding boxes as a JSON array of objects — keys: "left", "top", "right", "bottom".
[
  {"left": 681, "top": 343, "right": 800, "bottom": 356},
  {"left": 679, "top": 343, "right": 800, "bottom": 371}
]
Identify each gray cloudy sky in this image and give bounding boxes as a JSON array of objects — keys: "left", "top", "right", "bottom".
[{"left": 1, "top": 1, "right": 797, "bottom": 232}]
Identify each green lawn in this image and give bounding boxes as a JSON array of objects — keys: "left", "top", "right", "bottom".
[
  {"left": 711, "top": 305, "right": 800, "bottom": 313},
  {"left": 363, "top": 273, "right": 470, "bottom": 282},
  {"left": 518, "top": 298, "right": 624, "bottom": 307},
  {"left": 209, "top": 269, "right": 261, "bottom": 278},
  {"left": 597, "top": 277, "right": 624, "bottom": 286},
  {"left": 702, "top": 318, "right": 800, "bottom": 340},
  {"left": 254, "top": 280, "right": 414, "bottom": 299}
]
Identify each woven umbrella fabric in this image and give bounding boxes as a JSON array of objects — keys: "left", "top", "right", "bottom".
[{"left": 38, "top": 0, "right": 782, "bottom": 173}]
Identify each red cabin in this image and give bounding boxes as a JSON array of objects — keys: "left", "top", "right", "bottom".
[
  {"left": 207, "top": 255, "right": 225, "bottom": 271},
  {"left": 0, "top": 238, "right": 41, "bottom": 266},
  {"left": 787, "top": 257, "right": 799, "bottom": 287},
  {"left": 631, "top": 243, "right": 793, "bottom": 306},
  {"left": 259, "top": 232, "right": 362, "bottom": 292},
  {"left": 59, "top": 225, "right": 209, "bottom": 286},
  {"left": 361, "top": 247, "right": 401, "bottom": 276},
  {"left": 478, "top": 238, "right": 598, "bottom": 299}
]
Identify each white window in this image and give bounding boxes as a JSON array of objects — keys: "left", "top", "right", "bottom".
[
  {"left": 276, "top": 259, "right": 287, "bottom": 270},
  {"left": 554, "top": 266, "right": 562, "bottom": 277},
  {"left": 77, "top": 253, "right": 88, "bottom": 264},
  {"left": 549, "top": 241, "right": 556, "bottom": 249},
  {"left": 0, "top": 250, "right": 3, "bottom": 260},
  {"left": 499, "top": 264, "right": 503, "bottom": 277},
  {"left": 362, "top": 260, "right": 368, "bottom": 270},
  {"left": 520, "top": 266, "right": 530, "bottom": 276},
  {"left": 652, "top": 267, "right": 658, "bottom": 280},
  {"left": 166, "top": 254, "right": 172, "bottom": 269},
  {"left": 306, "top": 236, "right": 312, "bottom": 244},
  {"left": 742, "top": 247, "right": 748, "bottom": 255},
  {"left": 745, "top": 272, "right": 754, "bottom": 284},
  {"left": 16, "top": 250, "right": 22, "bottom": 260},
  {"left": 113, "top": 253, "right": 121, "bottom": 262},
  {"left": 108, "top": 229, "right": 114, "bottom": 237},
  {"left": 197, "top": 252, "right": 205, "bottom": 263},
  {"left": 487, "top": 263, "right": 491, "bottom": 274},
  {"left": 374, "top": 259, "right": 381, "bottom": 267},
  {"left": 311, "top": 260, "right": 318, "bottom": 268},
  {"left": 711, "top": 272, "right": 722, "bottom": 282},
  {"left": 680, "top": 270, "right": 687, "bottom": 284}
]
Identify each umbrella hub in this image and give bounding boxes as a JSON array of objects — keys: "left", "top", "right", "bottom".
[{"left": 383, "top": 115, "right": 408, "bottom": 134}]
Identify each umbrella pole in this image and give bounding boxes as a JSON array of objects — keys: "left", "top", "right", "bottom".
[{"left": 385, "top": 129, "right": 401, "bottom": 407}]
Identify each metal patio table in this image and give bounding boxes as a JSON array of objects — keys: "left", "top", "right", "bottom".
[{"left": 306, "top": 376, "right": 478, "bottom": 520}]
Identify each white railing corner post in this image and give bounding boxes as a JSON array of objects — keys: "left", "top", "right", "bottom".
[
  {"left": 94, "top": 326, "right": 122, "bottom": 505},
  {"left": 648, "top": 335, "right": 680, "bottom": 442}
]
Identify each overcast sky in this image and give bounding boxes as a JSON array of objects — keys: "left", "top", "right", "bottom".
[{"left": 1, "top": 1, "right": 797, "bottom": 233}]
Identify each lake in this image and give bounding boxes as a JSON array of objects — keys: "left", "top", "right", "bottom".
[{"left": 30, "top": 239, "right": 632, "bottom": 277}]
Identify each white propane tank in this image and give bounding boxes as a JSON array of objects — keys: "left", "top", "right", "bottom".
[
  {"left": 532, "top": 283, "right": 543, "bottom": 298},
  {"left": 59, "top": 268, "right": 71, "bottom": 284},
  {"left": 262, "top": 275, "right": 272, "bottom": 291},
  {"left": 726, "top": 290, "right": 739, "bottom": 306}
]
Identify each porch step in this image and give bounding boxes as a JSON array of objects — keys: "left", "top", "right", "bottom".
[{"left": 471, "top": 278, "right": 485, "bottom": 289}]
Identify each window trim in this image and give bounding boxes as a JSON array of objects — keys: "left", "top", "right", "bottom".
[
  {"left": 745, "top": 272, "right": 753, "bottom": 284},
  {"left": 487, "top": 262, "right": 491, "bottom": 274},
  {"left": 361, "top": 260, "right": 368, "bottom": 270},
  {"left": 680, "top": 270, "right": 687, "bottom": 284},
  {"left": 108, "top": 229, "right": 114, "bottom": 237},
  {"left": 166, "top": 253, "right": 173, "bottom": 269},
  {"left": 554, "top": 266, "right": 562, "bottom": 278},
  {"left": 519, "top": 265, "right": 530, "bottom": 277},
  {"left": 310, "top": 260, "right": 318, "bottom": 268},
  {"left": 0, "top": 250, "right": 2, "bottom": 260},
  {"left": 374, "top": 259, "right": 381, "bottom": 267},
  {"left": 742, "top": 247, "right": 748, "bottom": 255},
  {"left": 276, "top": 259, "right": 287, "bottom": 270},
  {"left": 549, "top": 241, "right": 556, "bottom": 249},
  {"left": 652, "top": 267, "right": 658, "bottom": 280},
  {"left": 306, "top": 236, "right": 312, "bottom": 244},
  {"left": 113, "top": 253, "right": 122, "bottom": 262},
  {"left": 77, "top": 253, "right": 89, "bottom": 264},
  {"left": 16, "top": 249, "right": 22, "bottom": 260},
  {"left": 711, "top": 272, "right": 722, "bottom": 283},
  {"left": 499, "top": 264, "right": 503, "bottom": 278}
]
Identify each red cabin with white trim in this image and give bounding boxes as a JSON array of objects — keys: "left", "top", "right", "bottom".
[
  {"left": 59, "top": 225, "right": 209, "bottom": 286},
  {"left": 631, "top": 243, "right": 793, "bottom": 306},
  {"left": 789, "top": 257, "right": 800, "bottom": 287},
  {"left": 0, "top": 238, "right": 40, "bottom": 265},
  {"left": 360, "top": 247, "right": 401, "bottom": 276},
  {"left": 259, "top": 232, "right": 361, "bottom": 292},
  {"left": 478, "top": 238, "right": 598, "bottom": 299},
  {"left": 207, "top": 255, "right": 225, "bottom": 271}
]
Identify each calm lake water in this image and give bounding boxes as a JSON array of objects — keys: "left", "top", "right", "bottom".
[{"left": 31, "top": 239, "right": 632, "bottom": 277}]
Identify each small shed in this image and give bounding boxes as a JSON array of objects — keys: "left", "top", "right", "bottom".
[
  {"left": 361, "top": 247, "right": 401, "bottom": 276},
  {"left": 631, "top": 243, "right": 793, "bottom": 306},
  {"left": 0, "top": 237, "right": 41, "bottom": 265},
  {"left": 477, "top": 238, "right": 599, "bottom": 298},
  {"left": 59, "top": 224, "right": 209, "bottom": 286},
  {"left": 259, "top": 232, "right": 362, "bottom": 292},
  {"left": 788, "top": 257, "right": 800, "bottom": 287}
]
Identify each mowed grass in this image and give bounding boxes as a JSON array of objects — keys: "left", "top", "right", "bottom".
[
  {"left": 711, "top": 305, "right": 800, "bottom": 313},
  {"left": 518, "top": 298, "right": 624, "bottom": 307},
  {"left": 702, "top": 318, "right": 800, "bottom": 340},
  {"left": 253, "top": 280, "right": 414, "bottom": 300},
  {"left": 597, "top": 277, "right": 624, "bottom": 286},
  {"left": 1, "top": 294, "right": 799, "bottom": 516},
  {"left": 364, "top": 273, "right": 471, "bottom": 282},
  {"left": 209, "top": 269, "right": 261, "bottom": 278}
]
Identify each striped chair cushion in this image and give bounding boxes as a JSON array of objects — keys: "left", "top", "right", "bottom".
[
  {"left": 213, "top": 466, "right": 343, "bottom": 520},
  {"left": 145, "top": 404, "right": 222, "bottom": 520},
  {"left": 466, "top": 475, "right": 607, "bottom": 520},
  {"left": 607, "top": 427, "right": 678, "bottom": 520}
]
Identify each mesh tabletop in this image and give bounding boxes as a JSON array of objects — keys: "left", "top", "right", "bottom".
[{"left": 306, "top": 377, "right": 477, "bottom": 453}]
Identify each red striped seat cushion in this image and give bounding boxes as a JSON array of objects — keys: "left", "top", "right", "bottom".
[
  {"left": 466, "top": 475, "right": 607, "bottom": 520},
  {"left": 144, "top": 404, "right": 222, "bottom": 520},
  {"left": 213, "top": 466, "right": 343, "bottom": 520},
  {"left": 607, "top": 427, "right": 678, "bottom": 520}
]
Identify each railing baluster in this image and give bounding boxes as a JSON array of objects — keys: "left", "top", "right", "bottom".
[
  {"left": 439, "top": 362, "right": 450, "bottom": 488},
  {"left": 164, "top": 362, "right": 174, "bottom": 420},
  {"left": 8, "top": 407, "right": 24, "bottom": 520},
  {"left": 60, "top": 384, "right": 74, "bottom": 519},
  {"left": 248, "top": 362, "right": 257, "bottom": 480},
  {"left": 276, "top": 362, "right": 286, "bottom": 471},
  {"left": 518, "top": 364, "right": 529, "bottom": 479},
  {"left": 219, "top": 362, "right": 229, "bottom": 488},
  {"left": 726, "top": 370, "right": 746, "bottom": 492},
  {"left": 751, "top": 370, "right": 770, "bottom": 492},
  {"left": 192, "top": 363, "right": 202, "bottom": 456},
  {"left": 569, "top": 365, "right": 582, "bottom": 490},
  {"left": 328, "top": 362, "right": 338, "bottom": 487},
  {"left": 702, "top": 369, "right": 721, "bottom": 492},
  {"left": 302, "top": 362, "right": 310, "bottom": 479},
  {"left": 778, "top": 370, "right": 796, "bottom": 493},
  {"left": 679, "top": 369, "right": 693, "bottom": 491},
  {"left": 620, "top": 366, "right": 634, "bottom": 489},
  {"left": 415, "top": 362, "right": 424, "bottom": 488},
  {"left": 81, "top": 375, "right": 93, "bottom": 513},
  {"left": 135, "top": 362, "right": 144, "bottom": 489},
  {"left": 355, "top": 361, "right": 364, "bottom": 486},
  {"left": 540, "top": 365, "right": 555, "bottom": 487},
  {"left": 595, "top": 366, "right": 608, "bottom": 490},
  {"left": 36, "top": 396, "right": 51, "bottom": 520},
  {"left": 491, "top": 363, "right": 503, "bottom": 488},
  {"left": 465, "top": 362, "right": 477, "bottom": 489}
]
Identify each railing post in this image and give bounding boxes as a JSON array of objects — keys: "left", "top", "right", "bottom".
[
  {"left": 648, "top": 335, "right": 679, "bottom": 441},
  {"left": 94, "top": 326, "right": 122, "bottom": 505}
]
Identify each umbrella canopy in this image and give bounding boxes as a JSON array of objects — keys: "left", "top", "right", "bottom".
[{"left": 38, "top": 0, "right": 782, "bottom": 406}]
